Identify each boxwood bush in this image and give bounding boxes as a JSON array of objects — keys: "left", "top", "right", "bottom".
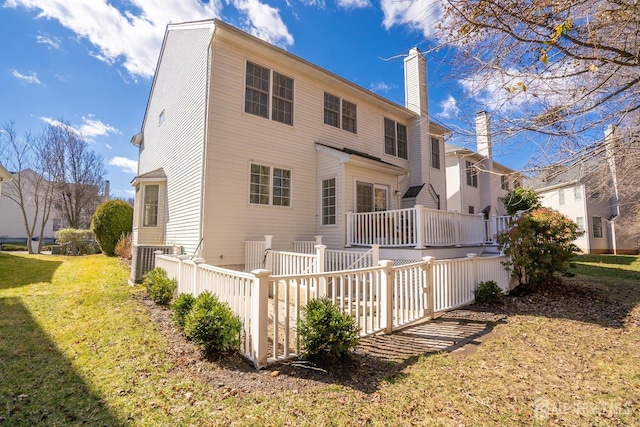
[
  {"left": 297, "top": 297, "right": 360, "bottom": 360},
  {"left": 172, "top": 293, "right": 196, "bottom": 330},
  {"left": 91, "top": 200, "right": 133, "bottom": 256},
  {"left": 143, "top": 268, "right": 177, "bottom": 305},
  {"left": 474, "top": 280, "right": 503, "bottom": 304},
  {"left": 183, "top": 291, "right": 241, "bottom": 353}
]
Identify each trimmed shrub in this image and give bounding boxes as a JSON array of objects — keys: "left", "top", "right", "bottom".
[
  {"left": 497, "top": 207, "right": 582, "bottom": 289},
  {"left": 297, "top": 297, "right": 360, "bottom": 360},
  {"left": 474, "top": 280, "right": 503, "bottom": 304},
  {"left": 114, "top": 232, "right": 132, "bottom": 260},
  {"left": 91, "top": 200, "right": 133, "bottom": 256},
  {"left": 143, "top": 267, "right": 177, "bottom": 305},
  {"left": 183, "top": 291, "right": 242, "bottom": 353},
  {"left": 172, "top": 293, "right": 196, "bottom": 330},
  {"left": 502, "top": 187, "right": 541, "bottom": 216},
  {"left": 55, "top": 228, "right": 100, "bottom": 255}
]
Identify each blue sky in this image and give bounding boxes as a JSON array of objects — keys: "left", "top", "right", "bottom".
[{"left": 0, "top": 0, "right": 529, "bottom": 198}]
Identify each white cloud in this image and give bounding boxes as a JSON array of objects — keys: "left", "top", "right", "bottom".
[
  {"left": 436, "top": 95, "right": 460, "bottom": 118},
  {"left": 12, "top": 69, "right": 41, "bottom": 84},
  {"left": 380, "top": 0, "right": 443, "bottom": 38},
  {"left": 109, "top": 156, "right": 138, "bottom": 174},
  {"left": 6, "top": 0, "right": 293, "bottom": 78},
  {"left": 370, "top": 81, "right": 396, "bottom": 93},
  {"left": 232, "top": 0, "right": 294, "bottom": 47},
  {"left": 40, "top": 115, "right": 120, "bottom": 142},
  {"left": 36, "top": 33, "right": 61, "bottom": 49},
  {"left": 337, "top": 0, "right": 370, "bottom": 9}
]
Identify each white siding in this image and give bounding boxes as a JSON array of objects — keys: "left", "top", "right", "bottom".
[
  {"left": 200, "top": 32, "right": 415, "bottom": 265},
  {"left": 136, "top": 24, "right": 213, "bottom": 254}
]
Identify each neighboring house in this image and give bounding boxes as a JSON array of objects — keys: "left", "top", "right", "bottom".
[
  {"left": 131, "top": 19, "right": 452, "bottom": 273},
  {"left": 0, "top": 169, "right": 57, "bottom": 243},
  {"left": 445, "top": 112, "right": 521, "bottom": 218},
  {"left": 0, "top": 163, "right": 11, "bottom": 192},
  {"left": 529, "top": 126, "right": 638, "bottom": 254}
]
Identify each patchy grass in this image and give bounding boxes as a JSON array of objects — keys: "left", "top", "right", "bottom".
[{"left": 1, "top": 252, "right": 639, "bottom": 426}]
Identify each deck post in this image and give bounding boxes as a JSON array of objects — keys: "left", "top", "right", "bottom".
[
  {"left": 250, "top": 269, "right": 271, "bottom": 369},
  {"left": 315, "top": 235, "right": 323, "bottom": 245},
  {"left": 378, "top": 260, "right": 394, "bottom": 333},
  {"left": 414, "top": 205, "right": 426, "bottom": 249},
  {"left": 421, "top": 256, "right": 435, "bottom": 319},
  {"left": 467, "top": 253, "right": 478, "bottom": 298},
  {"left": 345, "top": 212, "right": 353, "bottom": 247},
  {"left": 315, "top": 244, "right": 327, "bottom": 298},
  {"left": 193, "top": 258, "right": 205, "bottom": 295},
  {"left": 453, "top": 210, "right": 461, "bottom": 247}
]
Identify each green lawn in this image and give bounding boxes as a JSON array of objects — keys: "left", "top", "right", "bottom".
[{"left": 1, "top": 252, "right": 639, "bottom": 426}]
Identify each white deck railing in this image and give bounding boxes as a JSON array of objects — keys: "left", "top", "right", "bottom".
[
  {"left": 156, "top": 252, "right": 513, "bottom": 368},
  {"left": 346, "top": 205, "right": 487, "bottom": 248},
  {"left": 484, "top": 215, "right": 511, "bottom": 243}
]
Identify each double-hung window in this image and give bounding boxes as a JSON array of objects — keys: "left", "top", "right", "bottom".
[
  {"left": 558, "top": 189, "right": 565, "bottom": 205},
  {"left": 501, "top": 175, "right": 509, "bottom": 191},
  {"left": 143, "top": 185, "right": 159, "bottom": 227},
  {"left": 592, "top": 216, "right": 603, "bottom": 238},
  {"left": 250, "top": 163, "right": 291, "bottom": 207},
  {"left": 384, "top": 118, "right": 408, "bottom": 159},
  {"left": 431, "top": 137, "right": 440, "bottom": 169},
  {"left": 574, "top": 186, "right": 583, "bottom": 201},
  {"left": 321, "top": 178, "right": 336, "bottom": 225},
  {"left": 466, "top": 161, "right": 478, "bottom": 187},
  {"left": 245, "top": 61, "right": 294, "bottom": 125},
  {"left": 323, "top": 93, "right": 357, "bottom": 133}
]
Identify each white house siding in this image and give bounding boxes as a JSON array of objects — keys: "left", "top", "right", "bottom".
[
  {"left": 316, "top": 149, "right": 344, "bottom": 249},
  {"left": 445, "top": 155, "right": 462, "bottom": 212},
  {"left": 135, "top": 24, "right": 213, "bottom": 254},
  {"left": 200, "top": 26, "right": 419, "bottom": 265},
  {"left": 538, "top": 184, "right": 590, "bottom": 252},
  {"left": 0, "top": 171, "right": 55, "bottom": 240}
]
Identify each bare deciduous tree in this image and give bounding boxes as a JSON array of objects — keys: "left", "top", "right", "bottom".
[
  {"left": 438, "top": 0, "right": 638, "bottom": 161},
  {"left": 46, "top": 121, "right": 106, "bottom": 229},
  {"left": 0, "top": 122, "right": 55, "bottom": 253}
]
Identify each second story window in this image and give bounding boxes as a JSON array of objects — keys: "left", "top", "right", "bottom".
[
  {"left": 324, "top": 93, "right": 357, "bottom": 133},
  {"left": 466, "top": 161, "right": 478, "bottom": 187},
  {"left": 245, "top": 61, "right": 293, "bottom": 125},
  {"left": 501, "top": 175, "right": 510, "bottom": 191},
  {"left": 384, "top": 118, "right": 408, "bottom": 159},
  {"left": 431, "top": 137, "right": 440, "bottom": 169}
]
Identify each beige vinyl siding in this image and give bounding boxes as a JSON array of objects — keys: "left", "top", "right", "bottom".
[
  {"left": 135, "top": 183, "right": 167, "bottom": 245},
  {"left": 316, "top": 150, "right": 344, "bottom": 249},
  {"left": 201, "top": 32, "right": 413, "bottom": 264},
  {"left": 137, "top": 25, "right": 212, "bottom": 253}
]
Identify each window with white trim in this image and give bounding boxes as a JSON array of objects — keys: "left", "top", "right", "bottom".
[
  {"left": 575, "top": 185, "right": 583, "bottom": 201},
  {"left": 356, "top": 182, "right": 388, "bottom": 213},
  {"left": 559, "top": 188, "right": 565, "bottom": 206},
  {"left": 143, "top": 184, "right": 159, "bottom": 227},
  {"left": 321, "top": 178, "right": 336, "bottom": 225},
  {"left": 245, "top": 61, "right": 294, "bottom": 125},
  {"left": 431, "top": 137, "right": 440, "bottom": 169},
  {"left": 384, "top": 118, "right": 408, "bottom": 159},
  {"left": 466, "top": 161, "right": 478, "bottom": 187},
  {"left": 323, "top": 93, "right": 357, "bottom": 133},
  {"left": 592, "top": 216, "right": 603, "bottom": 238},
  {"left": 576, "top": 216, "right": 584, "bottom": 231},
  {"left": 501, "top": 175, "right": 509, "bottom": 191},
  {"left": 250, "top": 163, "right": 291, "bottom": 207}
]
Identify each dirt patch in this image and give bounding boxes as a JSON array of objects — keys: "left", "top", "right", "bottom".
[{"left": 136, "top": 278, "right": 638, "bottom": 396}]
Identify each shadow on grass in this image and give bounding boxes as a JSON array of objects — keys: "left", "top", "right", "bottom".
[
  {"left": 213, "top": 315, "right": 501, "bottom": 394},
  {"left": 0, "top": 297, "right": 123, "bottom": 426},
  {"left": 0, "top": 253, "right": 63, "bottom": 290}
]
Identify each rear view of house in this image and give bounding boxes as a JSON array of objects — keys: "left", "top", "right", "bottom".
[{"left": 130, "top": 19, "right": 456, "bottom": 281}]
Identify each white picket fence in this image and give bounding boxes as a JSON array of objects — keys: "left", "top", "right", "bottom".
[{"left": 156, "top": 251, "right": 512, "bottom": 368}]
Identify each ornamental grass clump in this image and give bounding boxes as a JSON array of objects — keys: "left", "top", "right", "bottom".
[
  {"left": 142, "top": 267, "right": 177, "bottom": 305},
  {"left": 183, "top": 291, "right": 241, "bottom": 353},
  {"left": 297, "top": 297, "right": 360, "bottom": 360}
]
